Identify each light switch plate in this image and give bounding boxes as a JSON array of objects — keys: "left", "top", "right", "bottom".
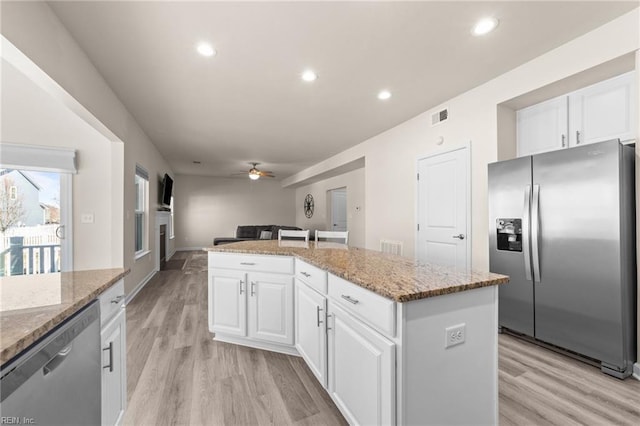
[{"left": 81, "top": 213, "right": 94, "bottom": 224}]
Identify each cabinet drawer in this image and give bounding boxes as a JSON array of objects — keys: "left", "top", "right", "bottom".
[
  {"left": 98, "top": 279, "right": 125, "bottom": 325},
  {"left": 295, "top": 259, "right": 327, "bottom": 294},
  {"left": 328, "top": 274, "right": 395, "bottom": 337},
  {"left": 209, "top": 252, "right": 293, "bottom": 274}
]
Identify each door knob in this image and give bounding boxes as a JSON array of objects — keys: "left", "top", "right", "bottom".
[{"left": 452, "top": 234, "right": 465, "bottom": 240}]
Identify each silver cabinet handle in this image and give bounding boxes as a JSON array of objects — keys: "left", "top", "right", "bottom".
[
  {"left": 300, "top": 271, "right": 311, "bottom": 278},
  {"left": 326, "top": 314, "right": 333, "bottom": 331},
  {"left": 561, "top": 134, "right": 566, "bottom": 147},
  {"left": 239, "top": 280, "right": 244, "bottom": 295},
  {"left": 316, "top": 306, "right": 323, "bottom": 327},
  {"left": 240, "top": 262, "right": 256, "bottom": 266},
  {"left": 250, "top": 281, "right": 256, "bottom": 296},
  {"left": 576, "top": 130, "right": 581, "bottom": 145},
  {"left": 452, "top": 234, "right": 465, "bottom": 240},
  {"left": 341, "top": 295, "right": 359, "bottom": 305},
  {"left": 110, "top": 295, "right": 125, "bottom": 304},
  {"left": 523, "top": 185, "right": 532, "bottom": 282},
  {"left": 102, "top": 342, "right": 114, "bottom": 373},
  {"left": 531, "top": 185, "right": 541, "bottom": 283}
]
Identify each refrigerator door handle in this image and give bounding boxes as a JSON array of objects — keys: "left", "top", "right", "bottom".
[
  {"left": 523, "top": 185, "right": 532, "bottom": 281},
  {"left": 531, "top": 184, "right": 541, "bottom": 282}
]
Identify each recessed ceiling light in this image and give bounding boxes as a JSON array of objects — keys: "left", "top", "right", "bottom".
[
  {"left": 472, "top": 17, "right": 499, "bottom": 36},
  {"left": 301, "top": 70, "right": 318, "bottom": 82},
  {"left": 196, "top": 42, "right": 216, "bottom": 57},
  {"left": 377, "top": 90, "right": 392, "bottom": 100}
]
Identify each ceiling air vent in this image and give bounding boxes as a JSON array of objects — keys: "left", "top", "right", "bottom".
[{"left": 431, "top": 108, "right": 449, "bottom": 126}]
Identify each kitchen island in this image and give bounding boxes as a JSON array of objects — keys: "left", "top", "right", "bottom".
[{"left": 206, "top": 240, "right": 508, "bottom": 425}]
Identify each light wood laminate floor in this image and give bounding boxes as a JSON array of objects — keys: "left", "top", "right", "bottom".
[{"left": 124, "top": 251, "right": 640, "bottom": 425}]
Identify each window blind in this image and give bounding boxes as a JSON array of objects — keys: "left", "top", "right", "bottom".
[
  {"left": 135, "top": 164, "right": 149, "bottom": 180},
  {"left": 0, "top": 142, "right": 77, "bottom": 173}
]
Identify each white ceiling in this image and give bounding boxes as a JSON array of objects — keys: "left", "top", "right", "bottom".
[{"left": 48, "top": 1, "right": 638, "bottom": 179}]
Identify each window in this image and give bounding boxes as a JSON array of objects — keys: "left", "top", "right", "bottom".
[
  {"left": 169, "top": 195, "right": 175, "bottom": 239},
  {"left": 0, "top": 143, "right": 76, "bottom": 274},
  {"left": 135, "top": 165, "right": 149, "bottom": 257}
]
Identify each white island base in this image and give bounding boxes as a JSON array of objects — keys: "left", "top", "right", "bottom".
[{"left": 207, "top": 250, "right": 500, "bottom": 425}]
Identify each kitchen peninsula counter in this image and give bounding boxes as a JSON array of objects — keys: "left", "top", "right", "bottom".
[
  {"left": 0, "top": 268, "right": 129, "bottom": 365},
  {"left": 205, "top": 240, "right": 508, "bottom": 302}
]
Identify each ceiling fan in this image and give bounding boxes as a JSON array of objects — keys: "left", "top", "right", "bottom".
[{"left": 234, "top": 162, "right": 275, "bottom": 180}]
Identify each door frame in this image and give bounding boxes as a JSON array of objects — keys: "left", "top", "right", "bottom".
[
  {"left": 415, "top": 141, "right": 472, "bottom": 268},
  {"left": 327, "top": 186, "right": 347, "bottom": 232}
]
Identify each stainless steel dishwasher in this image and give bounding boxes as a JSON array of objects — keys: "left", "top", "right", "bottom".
[{"left": 1, "top": 301, "right": 101, "bottom": 426}]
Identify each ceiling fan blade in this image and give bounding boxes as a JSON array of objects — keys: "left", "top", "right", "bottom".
[{"left": 260, "top": 173, "right": 276, "bottom": 178}]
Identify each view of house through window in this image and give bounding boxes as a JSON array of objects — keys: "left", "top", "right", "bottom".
[
  {"left": 0, "top": 169, "right": 63, "bottom": 276},
  {"left": 135, "top": 165, "right": 149, "bottom": 255}
]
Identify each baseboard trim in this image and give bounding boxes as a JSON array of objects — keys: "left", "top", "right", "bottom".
[
  {"left": 125, "top": 269, "right": 157, "bottom": 305},
  {"left": 213, "top": 334, "right": 300, "bottom": 357},
  {"left": 633, "top": 362, "right": 640, "bottom": 381},
  {"left": 176, "top": 246, "right": 207, "bottom": 252},
  {"left": 167, "top": 248, "right": 176, "bottom": 260}
]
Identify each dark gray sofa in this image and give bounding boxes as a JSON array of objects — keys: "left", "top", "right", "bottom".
[{"left": 213, "top": 225, "right": 302, "bottom": 246}]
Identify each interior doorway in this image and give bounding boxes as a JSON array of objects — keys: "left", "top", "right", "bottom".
[
  {"left": 416, "top": 145, "right": 470, "bottom": 269},
  {"left": 328, "top": 187, "right": 347, "bottom": 232}
]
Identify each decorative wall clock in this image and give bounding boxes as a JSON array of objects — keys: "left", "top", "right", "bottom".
[{"left": 304, "top": 194, "right": 314, "bottom": 218}]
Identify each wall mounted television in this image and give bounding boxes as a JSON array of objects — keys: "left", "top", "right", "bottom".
[{"left": 161, "top": 173, "right": 173, "bottom": 207}]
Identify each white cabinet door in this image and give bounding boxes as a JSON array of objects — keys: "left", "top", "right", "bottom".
[
  {"left": 328, "top": 302, "right": 395, "bottom": 426},
  {"left": 569, "top": 71, "right": 636, "bottom": 146},
  {"left": 295, "top": 280, "right": 327, "bottom": 387},
  {"left": 247, "top": 272, "right": 294, "bottom": 345},
  {"left": 101, "top": 309, "right": 126, "bottom": 426},
  {"left": 209, "top": 269, "right": 247, "bottom": 336},
  {"left": 517, "top": 95, "right": 568, "bottom": 157}
]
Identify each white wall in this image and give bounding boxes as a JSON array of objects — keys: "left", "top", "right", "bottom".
[
  {"left": 1, "top": 1, "right": 175, "bottom": 295},
  {"left": 1, "top": 59, "right": 120, "bottom": 270},
  {"left": 294, "top": 168, "right": 365, "bottom": 248},
  {"left": 174, "top": 175, "right": 295, "bottom": 249}
]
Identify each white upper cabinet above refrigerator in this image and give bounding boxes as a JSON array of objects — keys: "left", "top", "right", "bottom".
[
  {"left": 517, "top": 71, "right": 636, "bottom": 157},
  {"left": 568, "top": 72, "right": 636, "bottom": 146},
  {"left": 517, "top": 96, "right": 568, "bottom": 156}
]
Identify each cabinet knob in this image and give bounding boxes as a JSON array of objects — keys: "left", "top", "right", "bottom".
[{"left": 452, "top": 234, "right": 465, "bottom": 240}]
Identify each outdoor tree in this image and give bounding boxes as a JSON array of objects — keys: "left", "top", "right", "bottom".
[{"left": 0, "top": 178, "right": 26, "bottom": 232}]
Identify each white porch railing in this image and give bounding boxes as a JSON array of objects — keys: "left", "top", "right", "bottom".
[{"left": 0, "top": 225, "right": 61, "bottom": 276}]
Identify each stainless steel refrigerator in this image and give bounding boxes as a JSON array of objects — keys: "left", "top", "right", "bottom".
[{"left": 488, "top": 139, "right": 636, "bottom": 378}]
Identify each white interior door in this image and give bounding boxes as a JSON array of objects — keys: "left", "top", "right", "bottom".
[
  {"left": 417, "top": 146, "right": 470, "bottom": 269},
  {"left": 329, "top": 188, "right": 347, "bottom": 231}
]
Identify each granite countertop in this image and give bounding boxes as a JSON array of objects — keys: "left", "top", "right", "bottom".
[
  {"left": 205, "top": 240, "right": 508, "bottom": 302},
  {"left": 0, "top": 268, "right": 129, "bottom": 365}
]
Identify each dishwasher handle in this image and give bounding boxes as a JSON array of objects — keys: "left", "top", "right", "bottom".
[{"left": 43, "top": 345, "right": 72, "bottom": 376}]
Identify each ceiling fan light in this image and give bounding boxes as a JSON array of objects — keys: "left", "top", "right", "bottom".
[{"left": 249, "top": 172, "right": 260, "bottom": 180}]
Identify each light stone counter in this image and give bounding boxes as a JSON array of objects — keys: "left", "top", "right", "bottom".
[
  {"left": 205, "top": 240, "right": 508, "bottom": 302},
  {"left": 0, "top": 268, "right": 129, "bottom": 365}
]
